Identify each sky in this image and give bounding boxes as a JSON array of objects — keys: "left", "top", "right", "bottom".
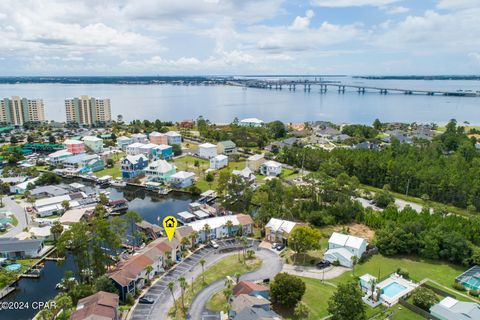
[{"left": 0, "top": 0, "right": 479, "bottom": 76}]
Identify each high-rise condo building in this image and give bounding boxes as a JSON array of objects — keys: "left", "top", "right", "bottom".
[
  {"left": 65, "top": 96, "right": 111, "bottom": 126},
  {"left": 0, "top": 96, "right": 45, "bottom": 125}
]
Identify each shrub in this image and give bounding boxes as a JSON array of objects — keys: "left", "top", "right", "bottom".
[
  {"left": 396, "top": 268, "right": 409, "bottom": 279},
  {"left": 453, "top": 282, "right": 467, "bottom": 291},
  {"left": 411, "top": 287, "right": 439, "bottom": 311},
  {"left": 469, "top": 290, "right": 480, "bottom": 297}
]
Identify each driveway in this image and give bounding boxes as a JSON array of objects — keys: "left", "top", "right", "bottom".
[
  {"left": 130, "top": 239, "right": 258, "bottom": 320},
  {"left": 0, "top": 196, "right": 28, "bottom": 238},
  {"left": 281, "top": 264, "right": 349, "bottom": 280},
  {"left": 188, "top": 249, "right": 282, "bottom": 320}
]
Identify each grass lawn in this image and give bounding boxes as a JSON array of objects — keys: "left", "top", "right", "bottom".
[
  {"left": 93, "top": 163, "right": 121, "bottom": 179},
  {"left": 360, "top": 184, "right": 474, "bottom": 217},
  {"left": 171, "top": 254, "right": 262, "bottom": 319}
]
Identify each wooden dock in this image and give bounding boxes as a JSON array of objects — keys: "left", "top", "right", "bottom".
[{"left": 0, "top": 286, "right": 15, "bottom": 300}]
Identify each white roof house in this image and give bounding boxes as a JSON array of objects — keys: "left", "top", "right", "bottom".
[
  {"left": 324, "top": 232, "right": 368, "bottom": 267},
  {"left": 199, "top": 143, "right": 218, "bottom": 159},
  {"left": 210, "top": 154, "right": 228, "bottom": 170},
  {"left": 239, "top": 118, "right": 264, "bottom": 127},
  {"left": 265, "top": 218, "right": 297, "bottom": 234},
  {"left": 430, "top": 297, "right": 480, "bottom": 320},
  {"left": 260, "top": 160, "right": 282, "bottom": 177},
  {"left": 34, "top": 195, "right": 71, "bottom": 208}
]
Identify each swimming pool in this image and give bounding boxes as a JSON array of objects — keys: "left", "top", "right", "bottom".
[
  {"left": 382, "top": 282, "right": 407, "bottom": 298},
  {"left": 5, "top": 263, "right": 21, "bottom": 271}
]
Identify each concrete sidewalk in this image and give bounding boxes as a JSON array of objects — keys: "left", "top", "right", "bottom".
[{"left": 282, "top": 264, "right": 350, "bottom": 280}]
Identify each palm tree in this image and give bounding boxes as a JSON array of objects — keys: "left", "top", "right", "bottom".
[
  {"left": 241, "top": 236, "right": 248, "bottom": 263},
  {"left": 199, "top": 258, "right": 206, "bottom": 284},
  {"left": 181, "top": 236, "right": 190, "bottom": 251},
  {"left": 351, "top": 256, "right": 359, "bottom": 276},
  {"left": 234, "top": 272, "right": 241, "bottom": 284},
  {"left": 51, "top": 221, "right": 64, "bottom": 244},
  {"left": 203, "top": 224, "right": 211, "bottom": 243},
  {"left": 190, "top": 230, "right": 198, "bottom": 249},
  {"left": 225, "top": 220, "right": 234, "bottom": 238},
  {"left": 168, "top": 281, "right": 177, "bottom": 315},
  {"left": 178, "top": 276, "right": 187, "bottom": 311},
  {"left": 145, "top": 265, "right": 153, "bottom": 282}
]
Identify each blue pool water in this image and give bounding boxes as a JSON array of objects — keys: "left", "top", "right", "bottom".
[
  {"left": 382, "top": 282, "right": 407, "bottom": 298},
  {"left": 5, "top": 263, "right": 21, "bottom": 271}
]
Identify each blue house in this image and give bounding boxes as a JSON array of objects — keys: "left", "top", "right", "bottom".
[
  {"left": 152, "top": 144, "right": 173, "bottom": 160},
  {"left": 121, "top": 154, "right": 148, "bottom": 179}
]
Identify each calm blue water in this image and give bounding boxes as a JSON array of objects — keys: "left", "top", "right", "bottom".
[
  {"left": 0, "top": 78, "right": 479, "bottom": 124},
  {"left": 382, "top": 282, "right": 407, "bottom": 298}
]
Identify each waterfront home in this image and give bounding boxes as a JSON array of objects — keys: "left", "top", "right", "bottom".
[
  {"left": 109, "top": 237, "right": 178, "bottom": 300},
  {"left": 149, "top": 131, "right": 168, "bottom": 145},
  {"left": 64, "top": 139, "right": 85, "bottom": 154},
  {"left": 152, "top": 144, "right": 173, "bottom": 160},
  {"left": 210, "top": 154, "right": 228, "bottom": 170},
  {"left": 59, "top": 206, "right": 95, "bottom": 225},
  {"left": 29, "top": 185, "right": 70, "bottom": 198},
  {"left": 187, "top": 214, "right": 254, "bottom": 242},
  {"left": 174, "top": 225, "right": 194, "bottom": 243},
  {"left": 239, "top": 118, "right": 264, "bottom": 127},
  {"left": 233, "top": 281, "right": 270, "bottom": 299},
  {"left": 116, "top": 136, "right": 133, "bottom": 150},
  {"left": 46, "top": 149, "right": 73, "bottom": 165},
  {"left": 144, "top": 159, "right": 176, "bottom": 183},
  {"left": 34, "top": 194, "right": 71, "bottom": 217},
  {"left": 0, "top": 237, "right": 45, "bottom": 259},
  {"left": 246, "top": 154, "right": 265, "bottom": 172},
  {"left": 131, "top": 133, "right": 148, "bottom": 143},
  {"left": 177, "top": 211, "right": 196, "bottom": 224},
  {"left": 265, "top": 218, "right": 298, "bottom": 244},
  {"left": 136, "top": 220, "right": 163, "bottom": 240},
  {"left": 217, "top": 140, "right": 236, "bottom": 155},
  {"left": 29, "top": 226, "right": 53, "bottom": 241},
  {"left": 165, "top": 131, "right": 182, "bottom": 145},
  {"left": 324, "top": 232, "right": 368, "bottom": 267},
  {"left": 62, "top": 153, "right": 105, "bottom": 172},
  {"left": 121, "top": 154, "right": 148, "bottom": 179},
  {"left": 199, "top": 142, "right": 218, "bottom": 159},
  {"left": 70, "top": 291, "right": 119, "bottom": 320},
  {"left": 232, "top": 167, "right": 256, "bottom": 184},
  {"left": 170, "top": 171, "right": 196, "bottom": 188},
  {"left": 82, "top": 135, "right": 103, "bottom": 153},
  {"left": 260, "top": 160, "right": 282, "bottom": 177},
  {"left": 430, "top": 297, "right": 480, "bottom": 320},
  {"left": 10, "top": 177, "right": 39, "bottom": 194},
  {"left": 229, "top": 294, "right": 272, "bottom": 319}
]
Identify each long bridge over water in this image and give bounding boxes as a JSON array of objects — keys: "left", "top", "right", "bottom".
[{"left": 232, "top": 80, "right": 479, "bottom": 97}]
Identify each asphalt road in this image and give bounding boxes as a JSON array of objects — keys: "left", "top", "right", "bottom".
[
  {"left": 1, "top": 196, "right": 28, "bottom": 238},
  {"left": 188, "top": 249, "right": 282, "bottom": 320}
]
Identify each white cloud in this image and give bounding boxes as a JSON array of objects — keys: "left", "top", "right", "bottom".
[
  {"left": 290, "top": 10, "right": 315, "bottom": 30},
  {"left": 383, "top": 6, "right": 410, "bottom": 14},
  {"left": 469, "top": 53, "right": 480, "bottom": 64},
  {"left": 437, "top": 0, "right": 480, "bottom": 10},
  {"left": 311, "top": 0, "right": 400, "bottom": 7}
]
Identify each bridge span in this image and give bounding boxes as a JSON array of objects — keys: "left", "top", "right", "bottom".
[{"left": 233, "top": 80, "right": 480, "bottom": 97}]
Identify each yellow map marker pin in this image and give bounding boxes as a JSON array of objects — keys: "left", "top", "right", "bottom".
[{"left": 163, "top": 216, "right": 177, "bottom": 241}]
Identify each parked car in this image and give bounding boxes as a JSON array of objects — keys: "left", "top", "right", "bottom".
[
  {"left": 275, "top": 243, "right": 285, "bottom": 251},
  {"left": 210, "top": 240, "right": 219, "bottom": 249},
  {"left": 139, "top": 296, "right": 155, "bottom": 304},
  {"left": 316, "top": 260, "right": 331, "bottom": 269}
]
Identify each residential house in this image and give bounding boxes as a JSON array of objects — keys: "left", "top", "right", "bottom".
[
  {"left": 64, "top": 139, "right": 85, "bottom": 154},
  {"left": 210, "top": 154, "right": 228, "bottom": 170},
  {"left": 126, "top": 142, "right": 145, "bottom": 156},
  {"left": 239, "top": 118, "right": 264, "bottom": 127},
  {"left": 232, "top": 307, "right": 282, "bottom": 320},
  {"left": 232, "top": 167, "right": 256, "bottom": 184},
  {"left": 152, "top": 144, "right": 173, "bottom": 160},
  {"left": 10, "top": 177, "right": 39, "bottom": 194},
  {"left": 217, "top": 140, "right": 236, "bottom": 155},
  {"left": 165, "top": 131, "right": 182, "bottom": 145},
  {"left": 260, "top": 160, "right": 282, "bottom": 177},
  {"left": 246, "top": 154, "right": 265, "bottom": 172},
  {"left": 29, "top": 226, "right": 53, "bottom": 241},
  {"left": 324, "top": 232, "right": 368, "bottom": 267},
  {"left": 265, "top": 218, "right": 298, "bottom": 244},
  {"left": 82, "top": 136, "right": 103, "bottom": 153},
  {"left": 46, "top": 149, "right": 73, "bottom": 165},
  {"left": 131, "top": 133, "right": 148, "bottom": 143},
  {"left": 170, "top": 171, "right": 196, "bottom": 188},
  {"left": 353, "top": 141, "right": 380, "bottom": 151},
  {"left": 121, "top": 154, "right": 149, "bottom": 179},
  {"left": 0, "top": 238, "right": 45, "bottom": 259},
  {"left": 29, "top": 185, "right": 69, "bottom": 198},
  {"left": 34, "top": 194, "right": 71, "bottom": 217},
  {"left": 229, "top": 294, "right": 272, "bottom": 319},
  {"left": 455, "top": 265, "right": 480, "bottom": 291},
  {"left": 136, "top": 220, "right": 163, "bottom": 240},
  {"left": 315, "top": 126, "right": 340, "bottom": 138},
  {"left": 70, "top": 291, "right": 119, "bottom": 320},
  {"left": 149, "top": 131, "right": 168, "bottom": 145},
  {"left": 59, "top": 206, "right": 95, "bottom": 225},
  {"left": 144, "top": 160, "right": 176, "bottom": 183},
  {"left": 233, "top": 281, "right": 270, "bottom": 299},
  {"left": 199, "top": 143, "right": 217, "bottom": 159},
  {"left": 177, "top": 211, "right": 196, "bottom": 224},
  {"left": 116, "top": 136, "right": 133, "bottom": 150},
  {"left": 109, "top": 237, "right": 178, "bottom": 300},
  {"left": 62, "top": 154, "right": 105, "bottom": 172},
  {"left": 187, "top": 214, "right": 254, "bottom": 242},
  {"left": 430, "top": 297, "right": 480, "bottom": 320},
  {"left": 174, "top": 225, "right": 194, "bottom": 245},
  {"left": 178, "top": 119, "right": 194, "bottom": 129}
]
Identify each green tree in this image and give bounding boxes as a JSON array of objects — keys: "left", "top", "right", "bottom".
[
  {"left": 172, "top": 144, "right": 182, "bottom": 156},
  {"left": 178, "top": 276, "right": 187, "bottom": 311},
  {"left": 51, "top": 221, "right": 64, "bottom": 243},
  {"left": 124, "top": 211, "right": 142, "bottom": 246},
  {"left": 98, "top": 192, "right": 109, "bottom": 206},
  {"left": 270, "top": 273, "right": 306, "bottom": 308},
  {"left": 199, "top": 258, "right": 206, "bottom": 284},
  {"left": 327, "top": 281, "right": 366, "bottom": 320},
  {"left": 288, "top": 225, "right": 321, "bottom": 264},
  {"left": 411, "top": 287, "right": 439, "bottom": 311},
  {"left": 294, "top": 301, "right": 310, "bottom": 319},
  {"left": 372, "top": 118, "right": 382, "bottom": 131},
  {"left": 95, "top": 275, "right": 118, "bottom": 293},
  {"left": 203, "top": 224, "right": 211, "bottom": 242},
  {"left": 61, "top": 200, "right": 70, "bottom": 211},
  {"left": 168, "top": 281, "right": 177, "bottom": 315}
]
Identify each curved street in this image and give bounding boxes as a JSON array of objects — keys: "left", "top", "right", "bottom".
[{"left": 188, "top": 249, "right": 283, "bottom": 320}]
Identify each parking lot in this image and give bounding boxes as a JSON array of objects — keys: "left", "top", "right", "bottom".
[{"left": 130, "top": 238, "right": 258, "bottom": 320}]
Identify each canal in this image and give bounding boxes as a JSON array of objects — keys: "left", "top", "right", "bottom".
[{"left": 0, "top": 187, "right": 196, "bottom": 320}]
